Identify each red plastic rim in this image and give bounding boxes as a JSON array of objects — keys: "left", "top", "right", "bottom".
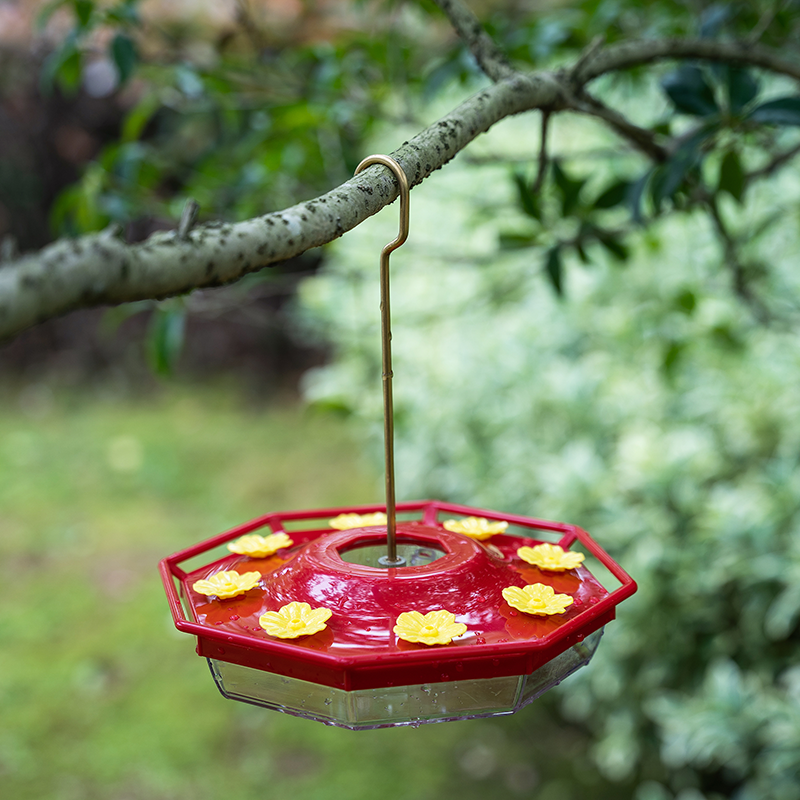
[{"left": 160, "top": 500, "right": 637, "bottom": 691}]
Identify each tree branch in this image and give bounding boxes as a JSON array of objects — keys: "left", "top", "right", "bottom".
[
  {"left": 565, "top": 90, "right": 668, "bottom": 162},
  {"left": 178, "top": 199, "right": 200, "bottom": 240},
  {"left": 570, "top": 35, "right": 606, "bottom": 81},
  {"left": 431, "top": 0, "right": 515, "bottom": 82},
  {"left": 0, "top": 72, "right": 558, "bottom": 340},
  {"left": 573, "top": 37, "right": 800, "bottom": 85},
  {"left": 705, "top": 193, "right": 770, "bottom": 323},
  {"left": 4, "top": 35, "right": 800, "bottom": 341}
]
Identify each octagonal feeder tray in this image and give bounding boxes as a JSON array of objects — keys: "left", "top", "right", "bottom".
[
  {"left": 160, "top": 500, "right": 636, "bottom": 729},
  {"left": 159, "top": 156, "right": 636, "bottom": 728}
]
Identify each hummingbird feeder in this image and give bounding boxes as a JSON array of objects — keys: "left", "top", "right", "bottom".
[{"left": 160, "top": 155, "right": 637, "bottom": 729}]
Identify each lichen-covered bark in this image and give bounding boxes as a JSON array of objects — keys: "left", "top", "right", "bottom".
[
  {"left": 0, "top": 73, "right": 558, "bottom": 340},
  {"left": 1, "top": 34, "right": 797, "bottom": 341}
]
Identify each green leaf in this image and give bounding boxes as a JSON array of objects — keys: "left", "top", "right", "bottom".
[
  {"left": 574, "top": 238, "right": 592, "bottom": 265},
  {"left": 675, "top": 289, "right": 697, "bottom": 314},
  {"left": 749, "top": 96, "right": 800, "bottom": 126},
  {"left": 105, "top": 0, "right": 140, "bottom": 25},
  {"left": 551, "top": 161, "right": 585, "bottom": 217},
  {"left": 59, "top": 48, "right": 83, "bottom": 92},
  {"left": 422, "top": 54, "right": 466, "bottom": 102},
  {"left": 651, "top": 152, "right": 699, "bottom": 210},
  {"left": 498, "top": 231, "right": 538, "bottom": 250},
  {"left": 649, "top": 166, "right": 669, "bottom": 213},
  {"left": 662, "top": 340, "right": 684, "bottom": 376},
  {"left": 726, "top": 67, "right": 759, "bottom": 114},
  {"left": 594, "top": 229, "right": 630, "bottom": 262},
  {"left": 765, "top": 583, "right": 800, "bottom": 640},
  {"left": 544, "top": 246, "right": 563, "bottom": 296},
  {"left": 718, "top": 149, "right": 746, "bottom": 203},
  {"left": 121, "top": 93, "right": 160, "bottom": 142},
  {"left": 512, "top": 173, "right": 541, "bottom": 220},
  {"left": 307, "top": 397, "right": 353, "bottom": 417},
  {"left": 41, "top": 38, "right": 83, "bottom": 95},
  {"left": 100, "top": 301, "right": 152, "bottom": 336},
  {"left": 73, "top": 0, "right": 94, "bottom": 27},
  {"left": 651, "top": 127, "right": 711, "bottom": 209},
  {"left": 627, "top": 171, "right": 651, "bottom": 223},
  {"left": 110, "top": 33, "right": 138, "bottom": 86},
  {"left": 710, "top": 324, "right": 742, "bottom": 350},
  {"left": 661, "top": 65, "right": 719, "bottom": 117},
  {"left": 593, "top": 179, "right": 633, "bottom": 210},
  {"left": 147, "top": 305, "right": 186, "bottom": 376}
]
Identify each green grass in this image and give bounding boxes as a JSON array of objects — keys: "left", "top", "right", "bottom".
[{"left": 0, "top": 384, "right": 615, "bottom": 800}]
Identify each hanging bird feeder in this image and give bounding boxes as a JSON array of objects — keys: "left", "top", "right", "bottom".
[{"left": 160, "top": 155, "right": 637, "bottom": 729}]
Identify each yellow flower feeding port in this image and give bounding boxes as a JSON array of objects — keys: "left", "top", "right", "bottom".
[
  {"left": 191, "top": 570, "right": 261, "bottom": 600},
  {"left": 329, "top": 512, "right": 388, "bottom": 530},
  {"left": 502, "top": 584, "right": 575, "bottom": 616},
  {"left": 443, "top": 516, "right": 509, "bottom": 540},
  {"left": 227, "top": 533, "right": 294, "bottom": 559},
  {"left": 259, "top": 602, "right": 333, "bottom": 640},
  {"left": 393, "top": 610, "right": 469, "bottom": 646},
  {"left": 517, "top": 543, "right": 587, "bottom": 572},
  {"left": 160, "top": 156, "right": 637, "bottom": 728}
]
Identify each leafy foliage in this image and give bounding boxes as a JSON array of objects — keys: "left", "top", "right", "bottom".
[
  {"left": 39, "top": 0, "right": 141, "bottom": 95},
  {"left": 298, "top": 98, "right": 800, "bottom": 798},
  {"left": 21, "top": 0, "right": 800, "bottom": 797},
  {"left": 662, "top": 65, "right": 719, "bottom": 117},
  {"left": 44, "top": 0, "right": 450, "bottom": 238}
]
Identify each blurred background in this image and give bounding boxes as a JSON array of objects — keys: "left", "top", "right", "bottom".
[{"left": 1, "top": 1, "right": 799, "bottom": 799}]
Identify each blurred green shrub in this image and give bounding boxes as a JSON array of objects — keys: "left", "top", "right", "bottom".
[{"left": 297, "top": 104, "right": 800, "bottom": 798}]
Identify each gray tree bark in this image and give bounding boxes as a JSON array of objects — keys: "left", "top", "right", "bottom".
[{"left": 1, "top": 0, "right": 799, "bottom": 341}]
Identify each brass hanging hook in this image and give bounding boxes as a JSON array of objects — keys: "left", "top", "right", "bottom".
[{"left": 354, "top": 154, "right": 410, "bottom": 567}]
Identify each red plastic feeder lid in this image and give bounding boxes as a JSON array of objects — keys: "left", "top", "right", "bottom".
[{"left": 160, "top": 501, "right": 637, "bottom": 691}]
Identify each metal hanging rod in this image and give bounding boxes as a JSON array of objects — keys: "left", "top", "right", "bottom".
[{"left": 353, "top": 154, "right": 410, "bottom": 567}]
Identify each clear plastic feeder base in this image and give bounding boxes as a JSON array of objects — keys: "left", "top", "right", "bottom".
[{"left": 208, "top": 628, "right": 604, "bottom": 729}]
